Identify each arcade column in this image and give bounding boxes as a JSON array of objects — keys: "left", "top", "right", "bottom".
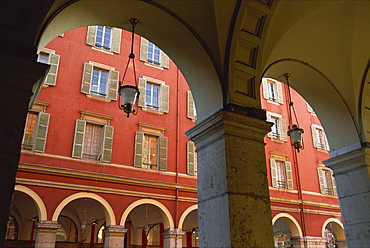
[
  {"left": 34, "top": 220, "right": 60, "bottom": 248},
  {"left": 186, "top": 109, "right": 274, "bottom": 247},
  {"left": 162, "top": 228, "right": 184, "bottom": 248},
  {"left": 103, "top": 225, "right": 127, "bottom": 248}
]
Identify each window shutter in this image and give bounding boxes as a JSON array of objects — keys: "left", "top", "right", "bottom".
[
  {"left": 111, "top": 28, "right": 122, "bottom": 54},
  {"left": 33, "top": 112, "right": 50, "bottom": 153},
  {"left": 45, "top": 53, "right": 60, "bottom": 86},
  {"left": 266, "top": 114, "right": 272, "bottom": 138},
  {"left": 158, "top": 136, "right": 168, "bottom": 171},
  {"left": 324, "top": 131, "right": 330, "bottom": 151},
  {"left": 161, "top": 52, "right": 169, "bottom": 69},
  {"left": 262, "top": 79, "right": 269, "bottom": 100},
  {"left": 311, "top": 125, "right": 319, "bottom": 148},
  {"left": 285, "top": 161, "right": 293, "bottom": 190},
  {"left": 140, "top": 37, "right": 148, "bottom": 62},
  {"left": 270, "top": 158, "right": 278, "bottom": 187},
  {"left": 72, "top": 119, "right": 86, "bottom": 158},
  {"left": 280, "top": 118, "right": 288, "bottom": 141},
  {"left": 187, "top": 91, "right": 195, "bottom": 119},
  {"left": 86, "top": 26, "right": 97, "bottom": 46},
  {"left": 107, "top": 70, "right": 119, "bottom": 100},
  {"left": 138, "top": 78, "right": 147, "bottom": 107},
  {"left": 277, "top": 81, "right": 284, "bottom": 104},
  {"left": 161, "top": 84, "right": 169, "bottom": 113},
  {"left": 81, "top": 63, "right": 93, "bottom": 94},
  {"left": 331, "top": 170, "right": 337, "bottom": 196},
  {"left": 134, "top": 131, "right": 144, "bottom": 167},
  {"left": 101, "top": 125, "right": 114, "bottom": 163},
  {"left": 187, "top": 141, "right": 195, "bottom": 175},
  {"left": 317, "top": 167, "right": 326, "bottom": 194}
]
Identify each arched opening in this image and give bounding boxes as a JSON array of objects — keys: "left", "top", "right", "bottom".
[
  {"left": 179, "top": 207, "right": 198, "bottom": 248},
  {"left": 272, "top": 214, "right": 303, "bottom": 248}
]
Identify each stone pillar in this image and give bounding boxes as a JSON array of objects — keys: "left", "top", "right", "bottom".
[
  {"left": 186, "top": 110, "right": 274, "bottom": 247},
  {"left": 104, "top": 225, "right": 127, "bottom": 248},
  {"left": 162, "top": 228, "right": 184, "bottom": 248},
  {"left": 0, "top": 53, "right": 48, "bottom": 247},
  {"left": 290, "top": 236, "right": 304, "bottom": 248},
  {"left": 34, "top": 220, "right": 60, "bottom": 248},
  {"left": 324, "top": 147, "right": 370, "bottom": 248},
  {"left": 304, "top": 236, "right": 326, "bottom": 247}
]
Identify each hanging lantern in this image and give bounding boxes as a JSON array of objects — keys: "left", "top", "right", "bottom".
[
  {"left": 118, "top": 18, "right": 140, "bottom": 117},
  {"left": 288, "top": 124, "right": 304, "bottom": 152}
]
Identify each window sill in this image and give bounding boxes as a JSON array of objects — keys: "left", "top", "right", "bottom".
[
  {"left": 270, "top": 137, "right": 286, "bottom": 143},
  {"left": 86, "top": 94, "right": 112, "bottom": 103},
  {"left": 144, "top": 62, "right": 164, "bottom": 70},
  {"left": 142, "top": 107, "right": 164, "bottom": 115},
  {"left": 316, "top": 148, "right": 329, "bottom": 153},
  {"left": 92, "top": 46, "right": 114, "bottom": 55},
  {"left": 266, "top": 99, "right": 282, "bottom": 105}
]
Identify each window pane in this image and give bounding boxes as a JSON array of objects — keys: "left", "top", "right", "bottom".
[
  {"left": 145, "top": 83, "right": 160, "bottom": 109},
  {"left": 83, "top": 123, "right": 102, "bottom": 161},
  {"left": 95, "top": 26, "right": 111, "bottom": 50},
  {"left": 268, "top": 82, "right": 275, "bottom": 101},
  {"left": 22, "top": 112, "right": 38, "bottom": 150},
  {"left": 276, "top": 161, "right": 286, "bottom": 188},
  {"left": 143, "top": 134, "right": 158, "bottom": 170},
  {"left": 38, "top": 53, "right": 49, "bottom": 64},
  {"left": 91, "top": 68, "right": 108, "bottom": 97}
]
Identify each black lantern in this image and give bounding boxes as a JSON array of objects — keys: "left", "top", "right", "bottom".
[
  {"left": 284, "top": 73, "right": 304, "bottom": 152},
  {"left": 118, "top": 18, "right": 140, "bottom": 117}
]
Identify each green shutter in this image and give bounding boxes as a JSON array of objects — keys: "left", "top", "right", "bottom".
[
  {"left": 161, "top": 52, "right": 169, "bottom": 69},
  {"left": 266, "top": 114, "right": 272, "bottom": 138},
  {"left": 72, "top": 119, "right": 86, "bottom": 158},
  {"left": 134, "top": 131, "right": 144, "bottom": 167},
  {"left": 140, "top": 37, "right": 148, "bottom": 62},
  {"left": 45, "top": 53, "right": 60, "bottom": 86},
  {"left": 280, "top": 118, "right": 287, "bottom": 141},
  {"left": 33, "top": 112, "right": 50, "bottom": 153},
  {"left": 270, "top": 158, "right": 277, "bottom": 187},
  {"left": 187, "top": 141, "right": 195, "bottom": 175},
  {"left": 159, "top": 136, "right": 168, "bottom": 171},
  {"left": 317, "top": 167, "right": 325, "bottom": 194},
  {"left": 331, "top": 170, "right": 337, "bottom": 196},
  {"left": 277, "top": 81, "right": 284, "bottom": 104},
  {"left": 262, "top": 80, "right": 269, "bottom": 99},
  {"left": 81, "top": 63, "right": 93, "bottom": 94},
  {"left": 285, "top": 161, "right": 293, "bottom": 190},
  {"left": 324, "top": 131, "right": 330, "bottom": 151},
  {"left": 161, "top": 84, "right": 169, "bottom": 113},
  {"left": 101, "top": 125, "right": 114, "bottom": 163},
  {"left": 311, "top": 125, "right": 319, "bottom": 148},
  {"left": 111, "top": 28, "right": 122, "bottom": 54},
  {"left": 138, "top": 78, "right": 146, "bottom": 107},
  {"left": 187, "top": 91, "right": 195, "bottom": 119},
  {"left": 86, "top": 26, "right": 97, "bottom": 46},
  {"left": 108, "top": 70, "right": 119, "bottom": 100}
]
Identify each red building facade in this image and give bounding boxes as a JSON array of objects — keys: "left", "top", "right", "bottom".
[{"left": 6, "top": 26, "right": 345, "bottom": 248}]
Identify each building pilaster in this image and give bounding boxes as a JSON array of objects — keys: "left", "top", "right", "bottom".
[
  {"left": 34, "top": 220, "right": 60, "bottom": 248},
  {"left": 186, "top": 109, "right": 274, "bottom": 247},
  {"left": 324, "top": 147, "right": 370, "bottom": 248},
  {"left": 162, "top": 228, "right": 184, "bottom": 248},
  {"left": 104, "top": 225, "right": 127, "bottom": 248}
]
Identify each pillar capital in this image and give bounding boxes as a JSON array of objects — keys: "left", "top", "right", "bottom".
[
  {"left": 162, "top": 228, "right": 184, "bottom": 248},
  {"left": 103, "top": 225, "right": 127, "bottom": 248},
  {"left": 34, "top": 220, "right": 60, "bottom": 248}
]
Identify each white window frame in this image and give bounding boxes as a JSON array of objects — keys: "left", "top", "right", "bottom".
[
  {"left": 137, "top": 77, "right": 169, "bottom": 114},
  {"left": 262, "top": 78, "right": 284, "bottom": 104},
  {"left": 95, "top": 26, "right": 112, "bottom": 50},
  {"left": 311, "top": 124, "right": 330, "bottom": 151},
  {"left": 266, "top": 112, "right": 287, "bottom": 142},
  {"left": 270, "top": 154, "right": 293, "bottom": 190},
  {"left": 140, "top": 37, "right": 169, "bottom": 68},
  {"left": 317, "top": 163, "right": 337, "bottom": 196}
]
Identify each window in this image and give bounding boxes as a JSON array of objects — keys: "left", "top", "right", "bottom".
[
  {"left": 86, "top": 26, "right": 122, "bottom": 53},
  {"left": 140, "top": 37, "right": 169, "bottom": 68},
  {"left": 81, "top": 62, "right": 119, "bottom": 101},
  {"left": 37, "top": 49, "right": 60, "bottom": 86},
  {"left": 72, "top": 111, "right": 114, "bottom": 163},
  {"left": 138, "top": 77, "right": 169, "bottom": 113},
  {"left": 311, "top": 124, "right": 330, "bottom": 151},
  {"left": 134, "top": 124, "right": 167, "bottom": 171},
  {"left": 262, "top": 78, "right": 283, "bottom": 104},
  {"left": 270, "top": 156, "right": 293, "bottom": 190},
  {"left": 266, "top": 113, "right": 287, "bottom": 142},
  {"left": 318, "top": 164, "right": 337, "bottom": 196},
  {"left": 307, "top": 102, "right": 316, "bottom": 115},
  {"left": 22, "top": 102, "right": 50, "bottom": 153},
  {"left": 187, "top": 91, "right": 197, "bottom": 120},
  {"left": 187, "top": 141, "right": 197, "bottom": 176}
]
